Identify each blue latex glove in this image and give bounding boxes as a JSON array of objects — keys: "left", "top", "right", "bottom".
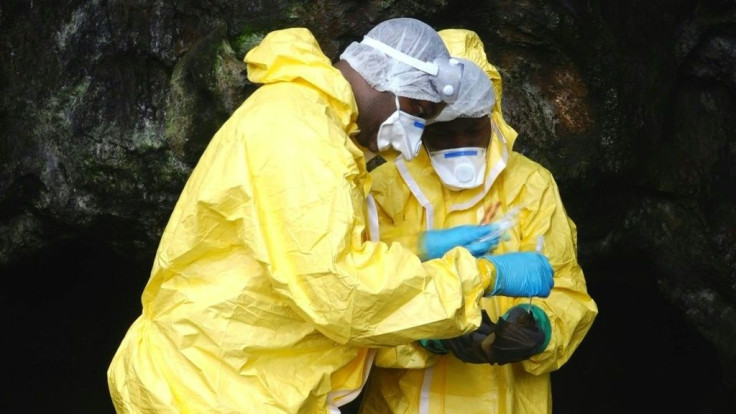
[
  {"left": 419, "top": 224, "right": 500, "bottom": 261},
  {"left": 482, "top": 252, "right": 554, "bottom": 297}
]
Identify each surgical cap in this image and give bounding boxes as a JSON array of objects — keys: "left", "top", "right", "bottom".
[
  {"left": 432, "top": 57, "right": 495, "bottom": 122},
  {"left": 340, "top": 18, "right": 451, "bottom": 102}
]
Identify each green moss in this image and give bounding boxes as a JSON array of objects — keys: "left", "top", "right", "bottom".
[
  {"left": 34, "top": 79, "right": 91, "bottom": 137},
  {"left": 286, "top": 2, "right": 302, "bottom": 20},
  {"left": 232, "top": 32, "right": 265, "bottom": 58}
]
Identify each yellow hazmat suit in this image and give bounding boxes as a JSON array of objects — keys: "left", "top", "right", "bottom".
[
  {"left": 106, "top": 27, "right": 495, "bottom": 414},
  {"left": 359, "top": 29, "right": 599, "bottom": 414}
]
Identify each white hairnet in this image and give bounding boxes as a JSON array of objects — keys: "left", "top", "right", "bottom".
[
  {"left": 340, "top": 18, "right": 451, "bottom": 102},
  {"left": 432, "top": 57, "right": 495, "bottom": 122}
]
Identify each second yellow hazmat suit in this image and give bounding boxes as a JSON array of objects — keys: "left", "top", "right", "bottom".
[
  {"left": 107, "top": 27, "right": 494, "bottom": 413},
  {"left": 359, "top": 29, "right": 599, "bottom": 414}
]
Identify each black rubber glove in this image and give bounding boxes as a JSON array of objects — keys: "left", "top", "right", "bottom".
[
  {"left": 441, "top": 310, "right": 497, "bottom": 364},
  {"left": 485, "top": 307, "right": 545, "bottom": 365},
  {"left": 428, "top": 307, "right": 546, "bottom": 365}
]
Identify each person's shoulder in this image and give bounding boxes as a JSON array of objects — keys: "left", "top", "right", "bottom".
[
  {"left": 229, "top": 88, "right": 346, "bottom": 162},
  {"left": 507, "top": 152, "right": 557, "bottom": 184},
  {"left": 248, "top": 82, "right": 322, "bottom": 112}
]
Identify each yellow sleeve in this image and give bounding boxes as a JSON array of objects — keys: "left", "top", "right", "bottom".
[
  {"left": 508, "top": 161, "right": 599, "bottom": 374},
  {"left": 242, "top": 85, "right": 488, "bottom": 347},
  {"left": 374, "top": 342, "right": 438, "bottom": 369},
  {"left": 369, "top": 164, "right": 448, "bottom": 368}
]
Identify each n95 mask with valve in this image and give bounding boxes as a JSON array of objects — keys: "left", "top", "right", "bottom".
[
  {"left": 429, "top": 147, "right": 487, "bottom": 190},
  {"left": 375, "top": 95, "right": 426, "bottom": 160}
]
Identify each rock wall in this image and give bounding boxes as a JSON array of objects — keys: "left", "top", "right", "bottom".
[{"left": 1, "top": 0, "right": 734, "bottom": 412}]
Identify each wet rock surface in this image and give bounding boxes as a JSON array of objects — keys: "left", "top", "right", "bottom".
[{"left": 1, "top": 1, "right": 734, "bottom": 412}]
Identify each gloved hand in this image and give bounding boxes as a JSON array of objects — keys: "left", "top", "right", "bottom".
[
  {"left": 418, "top": 310, "right": 495, "bottom": 364},
  {"left": 440, "top": 310, "right": 497, "bottom": 364},
  {"left": 482, "top": 252, "right": 554, "bottom": 297},
  {"left": 419, "top": 224, "right": 500, "bottom": 261},
  {"left": 484, "top": 305, "right": 550, "bottom": 365},
  {"left": 419, "top": 306, "right": 551, "bottom": 365}
]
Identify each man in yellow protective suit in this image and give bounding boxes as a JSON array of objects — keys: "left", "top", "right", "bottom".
[
  {"left": 358, "top": 29, "right": 598, "bottom": 413},
  {"left": 107, "top": 19, "right": 556, "bottom": 413}
]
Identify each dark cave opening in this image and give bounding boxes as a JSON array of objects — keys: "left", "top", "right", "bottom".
[
  {"left": 2, "top": 239, "right": 147, "bottom": 413},
  {"left": 552, "top": 258, "right": 735, "bottom": 413},
  {"left": 3, "top": 240, "right": 734, "bottom": 413}
]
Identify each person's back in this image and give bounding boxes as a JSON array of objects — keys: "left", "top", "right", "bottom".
[
  {"left": 359, "top": 29, "right": 598, "bottom": 414},
  {"left": 109, "top": 27, "right": 372, "bottom": 413},
  {"left": 108, "top": 20, "right": 553, "bottom": 413}
]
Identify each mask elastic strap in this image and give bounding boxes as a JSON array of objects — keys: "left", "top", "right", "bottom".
[{"left": 361, "top": 36, "right": 439, "bottom": 76}]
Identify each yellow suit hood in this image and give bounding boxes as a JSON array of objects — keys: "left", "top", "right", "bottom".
[
  {"left": 439, "top": 28, "right": 517, "bottom": 151},
  {"left": 246, "top": 27, "right": 358, "bottom": 136}
]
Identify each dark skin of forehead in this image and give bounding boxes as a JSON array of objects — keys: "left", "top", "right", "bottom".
[
  {"left": 334, "top": 59, "right": 446, "bottom": 152},
  {"left": 423, "top": 116, "right": 492, "bottom": 151}
]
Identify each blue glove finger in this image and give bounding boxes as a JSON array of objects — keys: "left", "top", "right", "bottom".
[
  {"left": 420, "top": 224, "right": 498, "bottom": 261},
  {"left": 485, "top": 252, "right": 554, "bottom": 297}
]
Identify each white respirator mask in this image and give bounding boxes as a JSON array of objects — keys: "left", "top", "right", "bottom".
[
  {"left": 428, "top": 147, "right": 487, "bottom": 190},
  {"left": 375, "top": 95, "right": 426, "bottom": 160}
]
